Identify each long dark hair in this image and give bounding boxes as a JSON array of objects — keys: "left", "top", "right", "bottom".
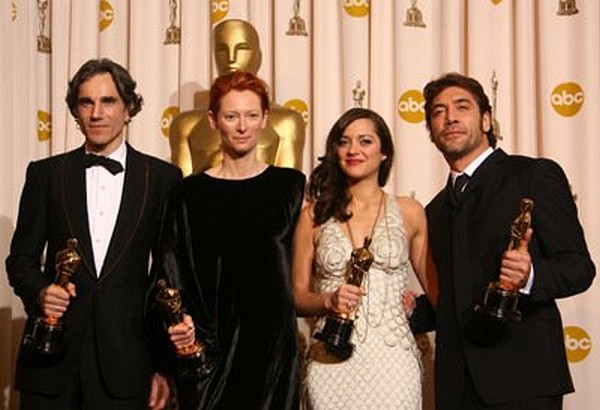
[
  {"left": 66, "top": 58, "right": 143, "bottom": 119},
  {"left": 308, "top": 108, "right": 394, "bottom": 226}
]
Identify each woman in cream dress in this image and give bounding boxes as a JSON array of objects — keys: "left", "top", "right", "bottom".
[{"left": 293, "top": 108, "right": 437, "bottom": 409}]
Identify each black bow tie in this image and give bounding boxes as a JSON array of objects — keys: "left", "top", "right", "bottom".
[{"left": 84, "top": 154, "right": 124, "bottom": 175}]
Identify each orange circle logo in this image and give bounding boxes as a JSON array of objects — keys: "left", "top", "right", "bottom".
[
  {"left": 99, "top": 0, "right": 115, "bottom": 32},
  {"left": 161, "top": 106, "right": 180, "bottom": 137},
  {"left": 564, "top": 326, "right": 592, "bottom": 363},
  {"left": 397, "top": 89, "right": 425, "bottom": 123},
  {"left": 491, "top": 0, "right": 503, "bottom": 5},
  {"left": 551, "top": 82, "right": 584, "bottom": 117},
  {"left": 343, "top": 0, "right": 369, "bottom": 18},
  {"left": 212, "top": 0, "right": 230, "bottom": 24},
  {"left": 283, "top": 99, "right": 309, "bottom": 124},
  {"left": 37, "top": 110, "right": 51, "bottom": 141}
]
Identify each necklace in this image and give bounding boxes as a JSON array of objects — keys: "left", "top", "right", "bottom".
[
  {"left": 345, "top": 191, "right": 388, "bottom": 343},
  {"left": 346, "top": 190, "right": 386, "bottom": 249}
]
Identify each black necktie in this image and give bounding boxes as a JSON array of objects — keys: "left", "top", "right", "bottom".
[
  {"left": 84, "top": 154, "right": 124, "bottom": 175},
  {"left": 454, "top": 174, "right": 470, "bottom": 197}
]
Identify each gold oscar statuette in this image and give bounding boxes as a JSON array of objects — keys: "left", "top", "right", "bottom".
[
  {"left": 482, "top": 198, "right": 534, "bottom": 322},
  {"left": 314, "top": 237, "right": 375, "bottom": 360},
  {"left": 36, "top": 0, "right": 51, "bottom": 53},
  {"left": 155, "top": 279, "right": 216, "bottom": 379},
  {"left": 164, "top": 0, "right": 181, "bottom": 44},
  {"left": 23, "top": 238, "right": 81, "bottom": 355},
  {"left": 403, "top": 0, "right": 426, "bottom": 28},
  {"left": 557, "top": 0, "right": 579, "bottom": 16},
  {"left": 286, "top": 0, "right": 308, "bottom": 36}
]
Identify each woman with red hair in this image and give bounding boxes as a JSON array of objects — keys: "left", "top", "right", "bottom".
[{"left": 153, "top": 71, "right": 305, "bottom": 409}]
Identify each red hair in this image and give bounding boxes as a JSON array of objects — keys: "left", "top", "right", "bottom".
[{"left": 208, "top": 71, "right": 270, "bottom": 114}]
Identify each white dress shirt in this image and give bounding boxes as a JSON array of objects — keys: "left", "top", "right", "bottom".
[{"left": 86, "top": 142, "right": 126, "bottom": 276}]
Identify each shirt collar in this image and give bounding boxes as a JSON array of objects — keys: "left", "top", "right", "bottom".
[{"left": 451, "top": 147, "right": 494, "bottom": 183}]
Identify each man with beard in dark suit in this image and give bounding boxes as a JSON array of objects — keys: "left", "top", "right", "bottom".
[
  {"left": 423, "top": 73, "right": 594, "bottom": 410},
  {"left": 6, "top": 58, "right": 181, "bottom": 410}
]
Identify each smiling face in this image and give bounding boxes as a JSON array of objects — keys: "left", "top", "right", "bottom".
[
  {"left": 76, "top": 73, "right": 129, "bottom": 155},
  {"left": 336, "top": 118, "right": 386, "bottom": 184},
  {"left": 428, "top": 86, "right": 491, "bottom": 170},
  {"left": 208, "top": 89, "right": 268, "bottom": 159}
]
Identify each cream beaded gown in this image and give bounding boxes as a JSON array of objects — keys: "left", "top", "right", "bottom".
[{"left": 304, "top": 195, "right": 422, "bottom": 410}]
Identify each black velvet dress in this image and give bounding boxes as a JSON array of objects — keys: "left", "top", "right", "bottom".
[{"left": 155, "top": 166, "right": 305, "bottom": 410}]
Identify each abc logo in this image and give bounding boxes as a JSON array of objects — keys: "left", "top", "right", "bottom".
[
  {"left": 564, "top": 326, "right": 591, "bottom": 363},
  {"left": 161, "top": 106, "right": 180, "bottom": 137},
  {"left": 283, "top": 99, "right": 310, "bottom": 124},
  {"left": 551, "top": 82, "right": 584, "bottom": 117},
  {"left": 37, "top": 110, "right": 51, "bottom": 142},
  {"left": 212, "top": 0, "right": 230, "bottom": 24},
  {"left": 343, "top": 0, "right": 369, "bottom": 18},
  {"left": 397, "top": 89, "right": 425, "bottom": 124},
  {"left": 99, "top": 0, "right": 115, "bottom": 32}
]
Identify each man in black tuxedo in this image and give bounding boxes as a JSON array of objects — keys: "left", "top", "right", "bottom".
[
  {"left": 423, "top": 73, "right": 595, "bottom": 409},
  {"left": 6, "top": 59, "right": 181, "bottom": 409}
]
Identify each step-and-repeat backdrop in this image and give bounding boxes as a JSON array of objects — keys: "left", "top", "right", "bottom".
[{"left": 1, "top": 1, "right": 597, "bottom": 409}]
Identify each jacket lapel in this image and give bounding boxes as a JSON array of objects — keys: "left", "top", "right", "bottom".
[
  {"left": 61, "top": 147, "right": 97, "bottom": 279},
  {"left": 451, "top": 148, "right": 508, "bottom": 317},
  {"left": 98, "top": 144, "right": 149, "bottom": 282}
]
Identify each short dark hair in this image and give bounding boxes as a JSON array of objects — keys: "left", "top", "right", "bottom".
[
  {"left": 423, "top": 72, "right": 496, "bottom": 148},
  {"left": 308, "top": 107, "right": 395, "bottom": 225},
  {"left": 65, "top": 58, "right": 143, "bottom": 119},
  {"left": 208, "top": 71, "right": 270, "bottom": 115}
]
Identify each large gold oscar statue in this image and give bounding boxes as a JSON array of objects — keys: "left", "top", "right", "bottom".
[{"left": 170, "top": 19, "right": 306, "bottom": 176}]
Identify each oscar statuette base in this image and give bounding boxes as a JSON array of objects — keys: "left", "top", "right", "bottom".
[
  {"left": 314, "top": 315, "right": 354, "bottom": 360},
  {"left": 482, "top": 281, "right": 521, "bottom": 322},
  {"left": 176, "top": 343, "right": 217, "bottom": 380},
  {"left": 22, "top": 317, "right": 65, "bottom": 356}
]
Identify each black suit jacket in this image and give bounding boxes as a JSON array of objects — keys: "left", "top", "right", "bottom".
[
  {"left": 6, "top": 144, "right": 181, "bottom": 398},
  {"left": 426, "top": 149, "right": 595, "bottom": 408}
]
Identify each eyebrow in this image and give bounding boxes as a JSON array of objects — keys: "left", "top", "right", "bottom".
[
  {"left": 432, "top": 96, "right": 475, "bottom": 109},
  {"left": 78, "top": 96, "right": 119, "bottom": 103}
]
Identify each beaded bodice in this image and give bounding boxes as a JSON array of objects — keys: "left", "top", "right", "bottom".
[{"left": 313, "top": 195, "right": 415, "bottom": 349}]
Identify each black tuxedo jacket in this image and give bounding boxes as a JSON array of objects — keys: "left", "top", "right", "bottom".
[
  {"left": 6, "top": 144, "right": 181, "bottom": 398},
  {"left": 426, "top": 149, "right": 595, "bottom": 408}
]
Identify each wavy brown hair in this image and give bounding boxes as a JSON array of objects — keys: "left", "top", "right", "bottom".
[
  {"left": 66, "top": 58, "right": 143, "bottom": 120},
  {"left": 308, "top": 108, "right": 394, "bottom": 226}
]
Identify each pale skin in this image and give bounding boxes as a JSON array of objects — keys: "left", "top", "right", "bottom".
[
  {"left": 38, "top": 72, "right": 169, "bottom": 410},
  {"left": 168, "top": 89, "right": 269, "bottom": 350},
  {"left": 429, "top": 85, "right": 532, "bottom": 290},
  {"left": 169, "top": 20, "right": 304, "bottom": 176},
  {"left": 292, "top": 118, "right": 438, "bottom": 319}
]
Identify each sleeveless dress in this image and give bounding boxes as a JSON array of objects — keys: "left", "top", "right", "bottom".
[
  {"left": 155, "top": 166, "right": 305, "bottom": 410},
  {"left": 304, "top": 195, "right": 422, "bottom": 410}
]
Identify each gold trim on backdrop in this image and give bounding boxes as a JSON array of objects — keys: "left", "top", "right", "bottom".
[
  {"left": 557, "top": 0, "right": 579, "bottom": 16},
  {"left": 164, "top": 0, "right": 181, "bottom": 45},
  {"left": 37, "top": 0, "right": 51, "bottom": 53},
  {"left": 286, "top": 0, "right": 308, "bottom": 36},
  {"left": 403, "top": 0, "right": 426, "bottom": 28}
]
